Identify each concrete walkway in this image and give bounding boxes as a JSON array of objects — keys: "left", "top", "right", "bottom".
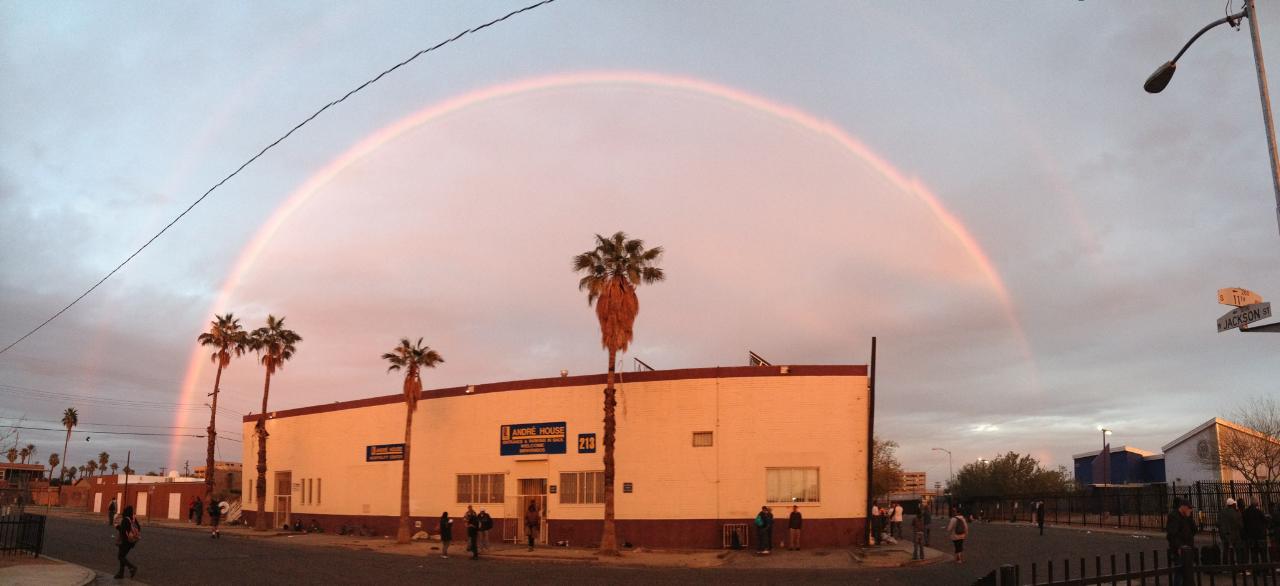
[{"left": 0, "top": 555, "right": 96, "bottom": 586}]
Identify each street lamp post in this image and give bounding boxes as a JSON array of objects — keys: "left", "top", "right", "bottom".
[
  {"left": 1145, "top": 0, "right": 1280, "bottom": 237},
  {"left": 1099, "top": 428, "right": 1113, "bottom": 485},
  {"left": 931, "top": 447, "right": 954, "bottom": 488}
]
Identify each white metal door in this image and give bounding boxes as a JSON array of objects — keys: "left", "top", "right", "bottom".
[
  {"left": 168, "top": 493, "right": 181, "bottom": 519},
  {"left": 137, "top": 492, "right": 148, "bottom": 517},
  {"left": 93, "top": 493, "right": 102, "bottom": 513}
]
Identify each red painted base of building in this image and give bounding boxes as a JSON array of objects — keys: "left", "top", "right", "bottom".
[{"left": 241, "top": 511, "right": 867, "bottom": 548}]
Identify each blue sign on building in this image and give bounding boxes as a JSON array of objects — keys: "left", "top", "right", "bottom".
[
  {"left": 366, "top": 443, "right": 405, "bottom": 462},
  {"left": 500, "top": 422, "right": 567, "bottom": 456},
  {"left": 577, "top": 433, "right": 597, "bottom": 453}
]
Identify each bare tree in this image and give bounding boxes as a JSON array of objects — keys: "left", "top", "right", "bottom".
[{"left": 1198, "top": 397, "right": 1280, "bottom": 490}]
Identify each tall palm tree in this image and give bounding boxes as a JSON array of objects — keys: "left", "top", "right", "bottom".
[
  {"left": 47, "top": 453, "right": 59, "bottom": 484},
  {"left": 22, "top": 444, "right": 35, "bottom": 464},
  {"left": 572, "top": 231, "right": 665, "bottom": 554},
  {"left": 249, "top": 315, "right": 302, "bottom": 531},
  {"left": 382, "top": 337, "right": 444, "bottom": 544},
  {"left": 197, "top": 313, "right": 249, "bottom": 501},
  {"left": 18, "top": 446, "right": 29, "bottom": 464},
  {"left": 86, "top": 460, "right": 97, "bottom": 477},
  {"left": 58, "top": 407, "right": 78, "bottom": 493},
  {"left": 110, "top": 462, "right": 119, "bottom": 476},
  {"left": 5, "top": 448, "right": 15, "bottom": 463},
  {"left": 98, "top": 452, "right": 109, "bottom": 476},
  {"left": 67, "top": 467, "right": 78, "bottom": 482}
]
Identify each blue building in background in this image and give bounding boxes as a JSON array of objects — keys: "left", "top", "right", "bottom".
[{"left": 1072, "top": 445, "right": 1165, "bottom": 486}]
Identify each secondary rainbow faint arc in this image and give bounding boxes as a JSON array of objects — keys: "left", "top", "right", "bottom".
[{"left": 171, "top": 70, "right": 1028, "bottom": 465}]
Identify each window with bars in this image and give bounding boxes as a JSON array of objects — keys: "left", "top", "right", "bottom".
[
  {"left": 692, "top": 431, "right": 714, "bottom": 447},
  {"left": 766, "top": 467, "right": 820, "bottom": 503},
  {"left": 560, "top": 471, "right": 605, "bottom": 504},
  {"left": 456, "top": 473, "right": 505, "bottom": 503}
]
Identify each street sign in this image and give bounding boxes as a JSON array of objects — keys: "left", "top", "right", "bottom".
[
  {"left": 1217, "top": 302, "right": 1273, "bottom": 332},
  {"left": 1218, "top": 287, "right": 1263, "bottom": 307}
]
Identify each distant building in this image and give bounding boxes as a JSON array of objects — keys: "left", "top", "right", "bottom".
[
  {"left": 1071, "top": 416, "right": 1280, "bottom": 487},
  {"left": 900, "top": 471, "right": 926, "bottom": 493},
  {"left": 0, "top": 463, "right": 45, "bottom": 487},
  {"left": 193, "top": 461, "right": 242, "bottom": 496},
  {"left": 1072, "top": 446, "right": 1165, "bottom": 486}
]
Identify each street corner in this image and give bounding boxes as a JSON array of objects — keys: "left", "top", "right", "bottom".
[{"left": 0, "top": 555, "right": 96, "bottom": 586}]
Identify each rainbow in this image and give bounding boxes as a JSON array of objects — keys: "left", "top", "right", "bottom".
[{"left": 170, "top": 70, "right": 1029, "bottom": 466}]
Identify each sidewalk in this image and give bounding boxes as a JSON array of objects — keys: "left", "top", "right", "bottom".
[{"left": 0, "top": 555, "right": 95, "bottom": 586}]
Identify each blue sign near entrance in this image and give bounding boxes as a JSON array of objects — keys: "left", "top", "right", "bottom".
[
  {"left": 577, "top": 433, "right": 597, "bottom": 453},
  {"left": 500, "top": 422, "right": 567, "bottom": 456},
  {"left": 366, "top": 443, "right": 405, "bottom": 462}
]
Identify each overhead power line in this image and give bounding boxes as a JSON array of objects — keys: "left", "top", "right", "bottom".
[
  {"left": 0, "top": 0, "right": 560, "bottom": 358},
  {"left": 4, "top": 425, "right": 203, "bottom": 438}
]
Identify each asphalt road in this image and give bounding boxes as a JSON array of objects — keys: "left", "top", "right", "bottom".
[{"left": 42, "top": 515, "right": 1181, "bottom": 585}]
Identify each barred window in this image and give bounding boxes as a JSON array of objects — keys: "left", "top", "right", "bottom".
[
  {"left": 692, "top": 431, "right": 714, "bottom": 447},
  {"left": 456, "top": 473, "right": 504, "bottom": 503},
  {"left": 560, "top": 471, "right": 605, "bottom": 504},
  {"left": 766, "top": 468, "right": 820, "bottom": 503}
]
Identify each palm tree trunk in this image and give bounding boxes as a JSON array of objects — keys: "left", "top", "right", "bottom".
[
  {"left": 397, "top": 402, "right": 414, "bottom": 543},
  {"left": 254, "top": 367, "right": 273, "bottom": 531},
  {"left": 205, "top": 359, "right": 225, "bottom": 502},
  {"left": 58, "top": 430, "right": 71, "bottom": 494},
  {"left": 599, "top": 347, "right": 619, "bottom": 555}
]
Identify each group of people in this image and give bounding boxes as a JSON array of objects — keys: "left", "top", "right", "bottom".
[
  {"left": 1214, "top": 497, "right": 1272, "bottom": 563},
  {"left": 751, "top": 505, "right": 804, "bottom": 553},
  {"left": 869, "top": 501, "right": 904, "bottom": 544},
  {"left": 185, "top": 495, "right": 225, "bottom": 538},
  {"left": 437, "top": 505, "right": 494, "bottom": 560}
]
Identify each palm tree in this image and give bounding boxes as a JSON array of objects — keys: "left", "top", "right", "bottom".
[
  {"left": 85, "top": 460, "right": 97, "bottom": 477},
  {"left": 110, "top": 462, "right": 119, "bottom": 476},
  {"left": 249, "top": 315, "right": 302, "bottom": 531},
  {"left": 572, "top": 231, "right": 665, "bottom": 554},
  {"left": 67, "top": 467, "right": 78, "bottom": 482},
  {"left": 18, "top": 446, "right": 29, "bottom": 464},
  {"left": 98, "top": 452, "right": 109, "bottom": 476},
  {"left": 22, "top": 444, "right": 35, "bottom": 464},
  {"left": 47, "top": 453, "right": 59, "bottom": 484},
  {"left": 197, "top": 313, "right": 249, "bottom": 501},
  {"left": 382, "top": 337, "right": 444, "bottom": 544},
  {"left": 58, "top": 407, "right": 78, "bottom": 493},
  {"left": 122, "top": 466, "right": 134, "bottom": 476},
  {"left": 5, "top": 448, "right": 15, "bottom": 463}
]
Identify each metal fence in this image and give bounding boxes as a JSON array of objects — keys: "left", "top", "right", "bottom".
[
  {"left": 980, "top": 546, "right": 1280, "bottom": 586},
  {"left": 943, "top": 482, "right": 1280, "bottom": 533},
  {"left": 0, "top": 488, "right": 45, "bottom": 558}
]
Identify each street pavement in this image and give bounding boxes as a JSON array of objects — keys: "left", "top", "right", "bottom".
[{"left": 40, "top": 513, "right": 1186, "bottom": 585}]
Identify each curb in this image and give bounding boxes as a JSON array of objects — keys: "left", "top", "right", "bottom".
[{"left": 38, "top": 554, "right": 97, "bottom": 586}]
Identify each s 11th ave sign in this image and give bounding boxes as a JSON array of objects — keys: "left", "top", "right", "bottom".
[
  {"left": 1218, "top": 287, "right": 1264, "bottom": 307},
  {"left": 1218, "top": 302, "right": 1272, "bottom": 332}
]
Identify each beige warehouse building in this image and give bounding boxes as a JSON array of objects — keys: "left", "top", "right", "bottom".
[{"left": 241, "top": 364, "right": 870, "bottom": 548}]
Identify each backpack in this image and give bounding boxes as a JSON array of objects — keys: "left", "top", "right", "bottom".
[
  {"left": 754, "top": 513, "right": 765, "bottom": 528},
  {"left": 954, "top": 516, "right": 967, "bottom": 536},
  {"left": 124, "top": 518, "right": 141, "bottom": 543}
]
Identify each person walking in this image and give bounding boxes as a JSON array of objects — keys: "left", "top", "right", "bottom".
[
  {"left": 946, "top": 508, "right": 968, "bottom": 564},
  {"left": 1034, "top": 501, "right": 1046, "bottom": 536},
  {"left": 787, "top": 505, "right": 802, "bottom": 551},
  {"left": 1166, "top": 499, "right": 1197, "bottom": 586},
  {"left": 911, "top": 514, "right": 926, "bottom": 560},
  {"left": 1242, "top": 500, "right": 1267, "bottom": 563},
  {"left": 1219, "top": 498, "right": 1243, "bottom": 562},
  {"left": 921, "top": 506, "right": 932, "bottom": 546},
  {"left": 193, "top": 496, "right": 204, "bottom": 526},
  {"left": 114, "top": 505, "right": 140, "bottom": 579},
  {"left": 464, "top": 505, "right": 479, "bottom": 560},
  {"left": 207, "top": 497, "right": 222, "bottom": 539},
  {"left": 891, "top": 502, "right": 904, "bottom": 538},
  {"left": 107, "top": 497, "right": 118, "bottom": 526},
  {"left": 477, "top": 509, "right": 493, "bottom": 552},
  {"left": 438, "top": 512, "right": 453, "bottom": 558},
  {"left": 524, "top": 501, "right": 539, "bottom": 551}
]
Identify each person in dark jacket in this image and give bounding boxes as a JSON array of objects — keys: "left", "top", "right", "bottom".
[
  {"left": 207, "top": 498, "right": 222, "bottom": 539},
  {"left": 921, "top": 506, "right": 933, "bottom": 545},
  {"left": 1242, "top": 500, "right": 1268, "bottom": 563},
  {"left": 107, "top": 497, "right": 118, "bottom": 526},
  {"left": 114, "top": 505, "right": 139, "bottom": 579},
  {"left": 439, "top": 512, "right": 453, "bottom": 558},
  {"left": 754, "top": 506, "right": 769, "bottom": 553},
  {"left": 193, "top": 496, "right": 204, "bottom": 526},
  {"left": 788, "top": 505, "right": 803, "bottom": 551},
  {"left": 524, "top": 502, "right": 539, "bottom": 551},
  {"left": 1219, "top": 498, "right": 1243, "bottom": 562},
  {"left": 477, "top": 509, "right": 493, "bottom": 551},
  {"left": 464, "top": 505, "right": 479, "bottom": 560},
  {"left": 1166, "top": 500, "right": 1197, "bottom": 586},
  {"left": 1034, "top": 501, "right": 1046, "bottom": 536},
  {"left": 762, "top": 506, "right": 775, "bottom": 554}
]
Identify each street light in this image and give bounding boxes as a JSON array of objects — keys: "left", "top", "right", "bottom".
[
  {"left": 1099, "top": 428, "right": 1113, "bottom": 485},
  {"left": 931, "top": 447, "right": 954, "bottom": 489},
  {"left": 1145, "top": 0, "right": 1280, "bottom": 236}
]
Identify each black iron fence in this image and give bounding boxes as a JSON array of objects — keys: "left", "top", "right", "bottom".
[
  {"left": 942, "top": 482, "right": 1280, "bottom": 533},
  {"left": 0, "top": 487, "right": 46, "bottom": 557},
  {"left": 981, "top": 547, "right": 1280, "bottom": 585}
]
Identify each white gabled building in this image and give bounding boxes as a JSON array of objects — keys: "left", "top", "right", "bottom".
[{"left": 1161, "top": 418, "right": 1264, "bottom": 486}]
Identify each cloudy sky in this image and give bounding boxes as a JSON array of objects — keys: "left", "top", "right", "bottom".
[{"left": 3, "top": 1, "right": 1280, "bottom": 485}]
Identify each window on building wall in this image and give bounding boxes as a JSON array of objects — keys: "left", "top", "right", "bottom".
[
  {"left": 560, "top": 471, "right": 605, "bottom": 504},
  {"left": 766, "top": 468, "right": 820, "bottom": 503},
  {"left": 456, "top": 473, "right": 504, "bottom": 503},
  {"left": 692, "top": 431, "right": 714, "bottom": 447}
]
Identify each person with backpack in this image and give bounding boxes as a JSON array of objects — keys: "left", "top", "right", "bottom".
[
  {"left": 114, "top": 505, "right": 140, "bottom": 579},
  {"left": 946, "top": 508, "right": 968, "bottom": 564},
  {"left": 477, "top": 509, "right": 493, "bottom": 551},
  {"left": 207, "top": 497, "right": 222, "bottom": 539},
  {"left": 754, "top": 506, "right": 769, "bottom": 553}
]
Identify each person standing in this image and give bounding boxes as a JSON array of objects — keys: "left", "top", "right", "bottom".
[
  {"left": 762, "top": 506, "right": 775, "bottom": 554},
  {"left": 107, "top": 497, "right": 118, "bottom": 526},
  {"left": 439, "top": 512, "right": 453, "bottom": 558},
  {"left": 787, "top": 505, "right": 803, "bottom": 551},
  {"left": 464, "top": 505, "right": 479, "bottom": 560},
  {"left": 754, "top": 506, "right": 769, "bottom": 553},
  {"left": 207, "top": 498, "right": 222, "bottom": 539},
  {"left": 114, "top": 505, "right": 140, "bottom": 579},
  {"left": 193, "top": 496, "right": 204, "bottom": 526},
  {"left": 869, "top": 502, "right": 881, "bottom": 545},
  {"left": 1166, "top": 499, "right": 1197, "bottom": 586},
  {"left": 946, "top": 508, "right": 968, "bottom": 564},
  {"left": 1219, "top": 498, "right": 1242, "bottom": 562},
  {"left": 524, "top": 501, "right": 539, "bottom": 551},
  {"left": 477, "top": 509, "right": 492, "bottom": 552},
  {"left": 1242, "top": 500, "right": 1267, "bottom": 563},
  {"left": 921, "top": 506, "right": 932, "bottom": 546},
  {"left": 891, "top": 502, "right": 904, "bottom": 538},
  {"left": 1034, "top": 501, "right": 1046, "bottom": 537},
  {"left": 911, "top": 514, "right": 926, "bottom": 560}
]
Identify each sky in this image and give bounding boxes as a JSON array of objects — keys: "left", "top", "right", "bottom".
[{"left": 3, "top": 1, "right": 1280, "bottom": 486}]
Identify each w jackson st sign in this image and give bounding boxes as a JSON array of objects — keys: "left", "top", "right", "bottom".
[{"left": 1218, "top": 302, "right": 1272, "bottom": 332}]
